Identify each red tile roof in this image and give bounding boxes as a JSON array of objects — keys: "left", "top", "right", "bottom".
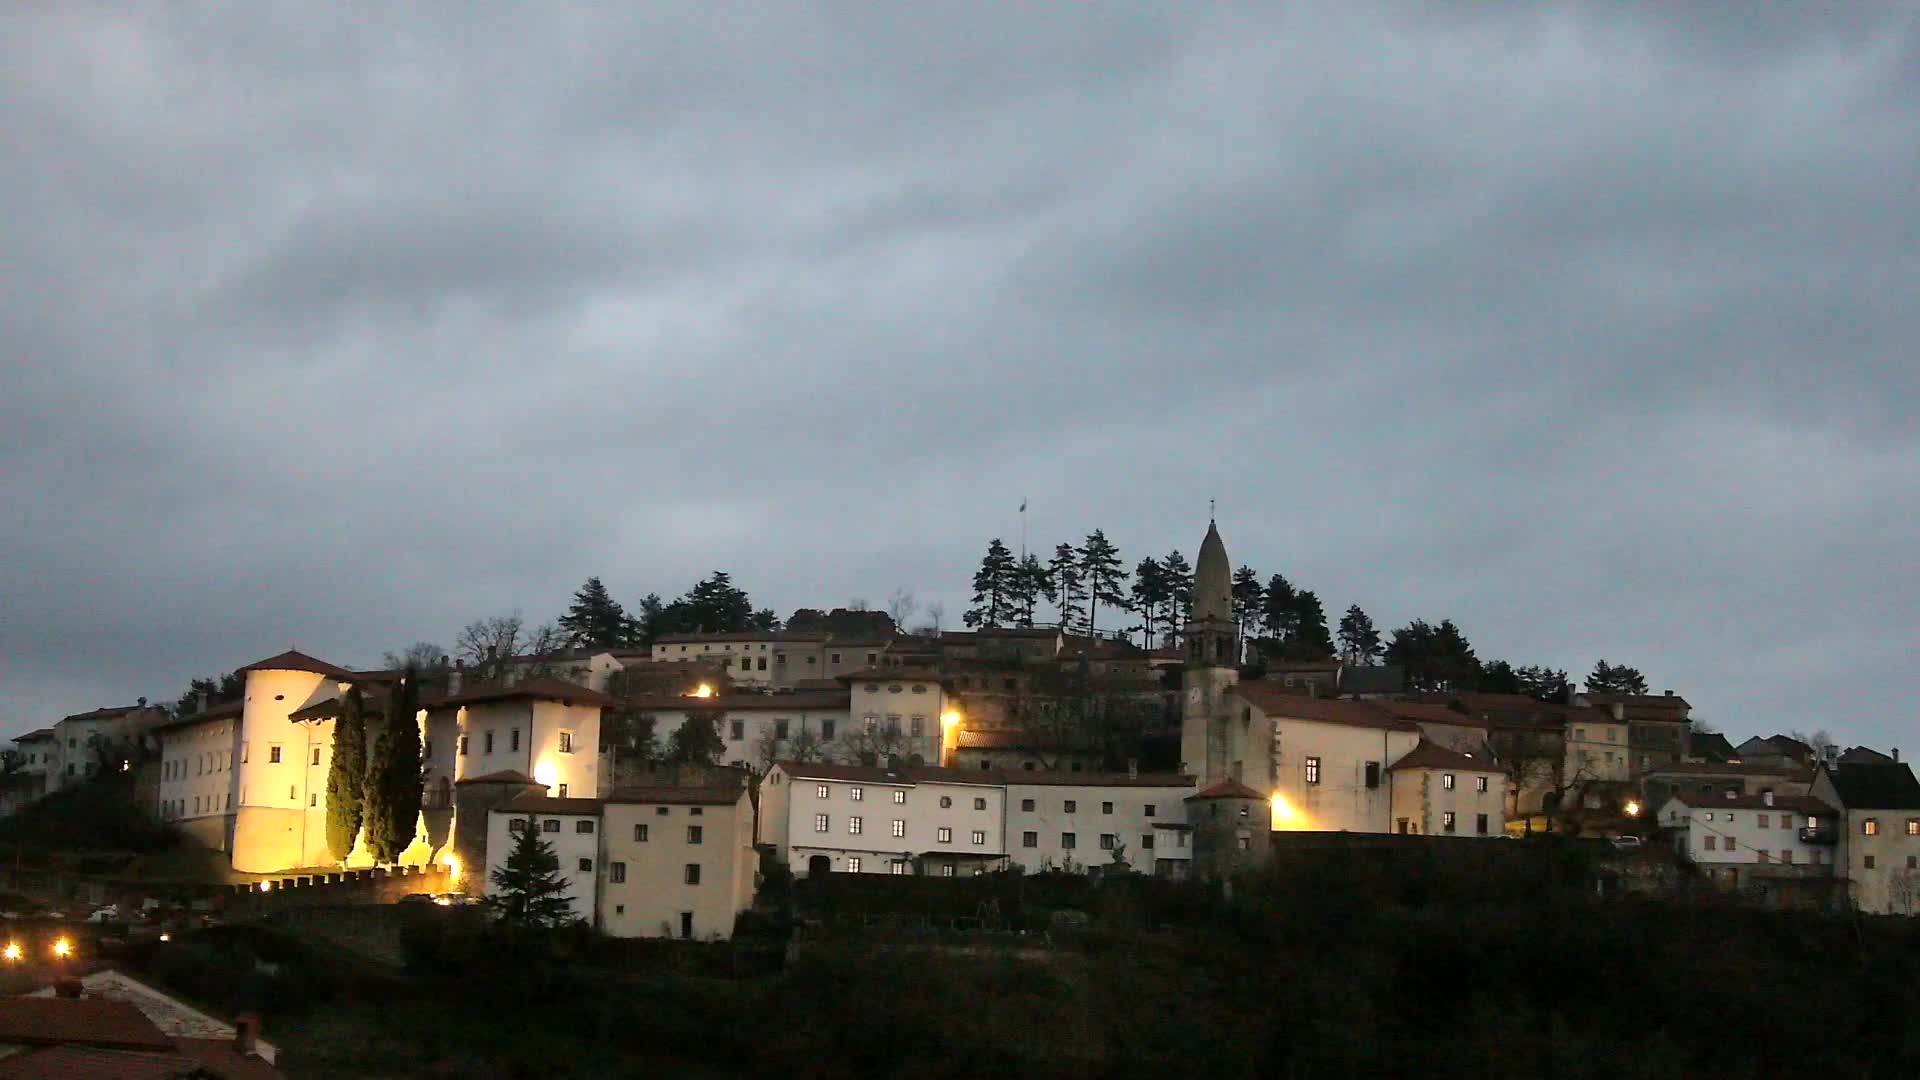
[
  {"left": 773, "top": 760, "right": 1000, "bottom": 787},
  {"left": 1378, "top": 702, "right": 1491, "bottom": 728},
  {"left": 455, "top": 770, "right": 543, "bottom": 786},
  {"left": 167, "top": 1038, "right": 284, "bottom": 1080},
  {"left": 502, "top": 794, "right": 603, "bottom": 815},
  {"left": 838, "top": 667, "right": 952, "bottom": 684},
  {"left": 604, "top": 785, "right": 746, "bottom": 807},
  {"left": 1003, "top": 772, "right": 1196, "bottom": 789},
  {"left": 1230, "top": 685, "right": 1420, "bottom": 732},
  {"left": 1388, "top": 741, "right": 1501, "bottom": 772},
  {"left": 954, "top": 730, "right": 1090, "bottom": 750},
  {"left": 14, "top": 728, "right": 56, "bottom": 742},
  {"left": 1670, "top": 792, "right": 1835, "bottom": 815},
  {"left": 1187, "top": 780, "right": 1267, "bottom": 801},
  {"left": 1583, "top": 693, "right": 1691, "bottom": 710},
  {"left": 653, "top": 631, "right": 826, "bottom": 644},
  {"left": 56, "top": 706, "right": 159, "bottom": 725},
  {"left": 617, "top": 690, "right": 850, "bottom": 712},
  {"left": 235, "top": 651, "right": 358, "bottom": 680},
  {"left": 0, "top": 997, "right": 173, "bottom": 1051},
  {"left": 438, "top": 677, "right": 614, "bottom": 709},
  {"left": 0, "top": 1044, "right": 198, "bottom": 1079}
]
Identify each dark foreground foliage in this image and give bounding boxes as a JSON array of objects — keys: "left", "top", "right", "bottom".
[{"left": 130, "top": 841, "right": 1920, "bottom": 1079}]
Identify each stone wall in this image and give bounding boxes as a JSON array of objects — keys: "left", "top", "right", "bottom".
[{"left": 223, "top": 864, "right": 450, "bottom": 916}]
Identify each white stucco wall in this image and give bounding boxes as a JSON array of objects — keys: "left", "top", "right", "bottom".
[
  {"left": 1388, "top": 766, "right": 1508, "bottom": 836},
  {"left": 1268, "top": 717, "right": 1418, "bottom": 834},
  {"left": 600, "top": 795, "right": 757, "bottom": 939},
  {"left": 485, "top": 806, "right": 600, "bottom": 924},
  {"left": 1005, "top": 781, "right": 1196, "bottom": 873},
  {"left": 157, "top": 719, "right": 240, "bottom": 827},
  {"left": 765, "top": 766, "right": 1005, "bottom": 876}
]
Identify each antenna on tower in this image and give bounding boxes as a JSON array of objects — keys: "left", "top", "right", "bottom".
[{"left": 1209, "top": 498, "right": 1216, "bottom": 522}]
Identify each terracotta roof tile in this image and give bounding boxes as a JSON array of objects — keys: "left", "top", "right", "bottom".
[
  {"left": 1670, "top": 792, "right": 1835, "bottom": 815},
  {"left": 438, "top": 677, "right": 613, "bottom": 709},
  {"left": 0, "top": 997, "right": 173, "bottom": 1051},
  {"left": 772, "top": 760, "right": 999, "bottom": 787},
  {"left": 235, "top": 651, "right": 357, "bottom": 680},
  {"left": 603, "top": 785, "right": 746, "bottom": 807},
  {"left": 455, "top": 770, "right": 543, "bottom": 786},
  {"left": 1187, "top": 780, "right": 1267, "bottom": 801},
  {"left": 1230, "top": 685, "right": 1419, "bottom": 732},
  {"left": 501, "top": 794, "right": 602, "bottom": 815},
  {"left": 1003, "top": 772, "right": 1196, "bottom": 789},
  {"left": 1388, "top": 741, "right": 1502, "bottom": 772}
]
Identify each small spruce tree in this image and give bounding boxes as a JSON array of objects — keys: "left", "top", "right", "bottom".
[
  {"left": 323, "top": 687, "right": 369, "bottom": 861},
  {"left": 485, "top": 817, "right": 575, "bottom": 927}
]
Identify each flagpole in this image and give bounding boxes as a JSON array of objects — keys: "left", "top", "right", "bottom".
[{"left": 1019, "top": 498, "right": 1027, "bottom": 561}]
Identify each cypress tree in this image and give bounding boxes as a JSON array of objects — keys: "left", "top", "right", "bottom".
[
  {"left": 322, "top": 687, "right": 368, "bottom": 862},
  {"left": 363, "top": 669, "right": 423, "bottom": 863}
]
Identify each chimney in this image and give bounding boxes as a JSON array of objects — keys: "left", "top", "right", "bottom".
[
  {"left": 1664, "top": 689, "right": 1673, "bottom": 698},
  {"left": 54, "top": 978, "right": 83, "bottom": 999},
  {"left": 234, "top": 1013, "right": 260, "bottom": 1056},
  {"left": 447, "top": 669, "right": 463, "bottom": 696},
  {"left": 1610, "top": 703, "right": 1625, "bottom": 721},
  {"left": 197, "top": 691, "right": 210, "bottom": 714},
  {"left": 1764, "top": 791, "right": 1774, "bottom": 807},
  {"left": 1894, "top": 748, "right": 1901, "bottom": 763},
  {"left": 137, "top": 697, "right": 147, "bottom": 708},
  {"left": 1724, "top": 789, "right": 1736, "bottom": 800}
]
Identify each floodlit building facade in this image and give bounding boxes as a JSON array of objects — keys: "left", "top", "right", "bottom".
[{"left": 759, "top": 760, "right": 1008, "bottom": 877}]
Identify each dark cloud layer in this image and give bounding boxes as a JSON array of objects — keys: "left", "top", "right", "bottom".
[{"left": 3, "top": 5, "right": 1915, "bottom": 749}]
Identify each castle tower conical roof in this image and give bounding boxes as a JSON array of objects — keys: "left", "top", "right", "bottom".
[{"left": 1192, "top": 520, "right": 1232, "bottom": 624}]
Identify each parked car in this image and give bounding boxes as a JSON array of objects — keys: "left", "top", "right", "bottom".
[
  {"left": 84, "top": 907, "right": 122, "bottom": 924},
  {"left": 397, "top": 893, "right": 437, "bottom": 905},
  {"left": 1609, "top": 835, "right": 1643, "bottom": 850},
  {"left": 431, "top": 894, "right": 479, "bottom": 907}
]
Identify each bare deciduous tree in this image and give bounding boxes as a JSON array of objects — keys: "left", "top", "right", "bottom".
[
  {"left": 382, "top": 641, "right": 449, "bottom": 671},
  {"left": 456, "top": 613, "right": 525, "bottom": 679},
  {"left": 887, "top": 588, "right": 918, "bottom": 631}
]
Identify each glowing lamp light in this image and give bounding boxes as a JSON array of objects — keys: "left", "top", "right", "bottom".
[
  {"left": 689, "top": 683, "right": 716, "bottom": 699},
  {"left": 1269, "top": 792, "right": 1301, "bottom": 827},
  {"left": 257, "top": 881, "right": 273, "bottom": 893},
  {"left": 1624, "top": 800, "right": 1642, "bottom": 818},
  {"left": 158, "top": 933, "right": 172, "bottom": 943},
  {"left": 533, "top": 761, "right": 558, "bottom": 791},
  {"left": 2, "top": 942, "right": 20, "bottom": 962},
  {"left": 940, "top": 709, "right": 961, "bottom": 730},
  {"left": 441, "top": 853, "right": 462, "bottom": 885},
  {"left": 52, "top": 938, "right": 72, "bottom": 959}
]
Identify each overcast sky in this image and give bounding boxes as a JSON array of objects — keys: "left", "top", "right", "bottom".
[{"left": 3, "top": 5, "right": 1915, "bottom": 749}]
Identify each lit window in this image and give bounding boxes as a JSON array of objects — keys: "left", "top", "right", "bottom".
[
  {"left": 816, "top": 785, "right": 830, "bottom": 799},
  {"left": 850, "top": 787, "right": 864, "bottom": 802},
  {"left": 634, "top": 824, "right": 649, "bottom": 842},
  {"left": 1442, "top": 812, "right": 1456, "bottom": 833},
  {"left": 848, "top": 817, "right": 862, "bottom": 836},
  {"left": 1864, "top": 819, "right": 1879, "bottom": 836},
  {"left": 941, "top": 865, "right": 956, "bottom": 877},
  {"left": 1907, "top": 819, "right": 1919, "bottom": 836},
  {"left": 1443, "top": 774, "right": 1456, "bottom": 791},
  {"left": 814, "top": 814, "right": 829, "bottom": 833},
  {"left": 1304, "top": 757, "right": 1320, "bottom": 785},
  {"left": 938, "top": 827, "right": 952, "bottom": 843},
  {"left": 892, "top": 819, "right": 906, "bottom": 837},
  {"left": 891, "top": 790, "right": 904, "bottom": 804},
  {"left": 847, "top": 857, "right": 862, "bottom": 873},
  {"left": 890, "top": 861, "right": 906, "bottom": 875},
  {"left": 1475, "top": 777, "right": 1488, "bottom": 793},
  {"left": 971, "top": 830, "right": 985, "bottom": 845}
]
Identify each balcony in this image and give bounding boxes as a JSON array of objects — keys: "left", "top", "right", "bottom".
[{"left": 1797, "top": 826, "right": 1837, "bottom": 845}]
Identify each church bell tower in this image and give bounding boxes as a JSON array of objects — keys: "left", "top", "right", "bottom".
[{"left": 1179, "top": 518, "right": 1242, "bottom": 784}]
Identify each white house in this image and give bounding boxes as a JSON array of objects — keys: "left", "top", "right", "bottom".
[
  {"left": 1386, "top": 741, "right": 1511, "bottom": 837},
  {"left": 841, "top": 668, "right": 957, "bottom": 767},
  {"left": 46, "top": 703, "right": 167, "bottom": 790},
  {"left": 445, "top": 677, "right": 606, "bottom": 800},
  {"left": 1809, "top": 760, "right": 1920, "bottom": 915},
  {"left": 759, "top": 760, "right": 1007, "bottom": 877},
  {"left": 599, "top": 785, "right": 758, "bottom": 940},
  {"left": 1660, "top": 791, "right": 1841, "bottom": 898},
  {"left": 153, "top": 701, "right": 245, "bottom": 851},
  {"left": 1225, "top": 685, "right": 1423, "bottom": 834},
  {"left": 627, "top": 689, "right": 851, "bottom": 772},
  {"left": 486, "top": 793, "right": 603, "bottom": 924},
  {"left": 1004, "top": 773, "right": 1197, "bottom": 875}
]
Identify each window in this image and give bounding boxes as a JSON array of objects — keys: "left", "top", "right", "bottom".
[
  {"left": 559, "top": 732, "right": 573, "bottom": 754},
  {"left": 892, "top": 790, "right": 905, "bottom": 804},
  {"left": 730, "top": 720, "right": 745, "bottom": 740},
  {"left": 1909, "top": 856, "right": 1918, "bottom": 870},
  {"left": 1864, "top": 855, "right": 1876, "bottom": 870},
  {"left": 557, "top": 784, "right": 568, "bottom": 798},
  {"left": 1021, "top": 798, "right": 1036, "bottom": 812},
  {"left": 848, "top": 817, "right": 863, "bottom": 835},
  {"left": 510, "top": 728, "right": 521, "bottom": 752},
  {"left": 1704, "top": 835, "right": 1717, "bottom": 851},
  {"left": 739, "top": 657, "right": 750, "bottom": 670},
  {"left": 1781, "top": 815, "right": 1795, "bottom": 830},
  {"left": 311, "top": 747, "right": 322, "bottom": 765},
  {"left": 1099, "top": 833, "right": 1117, "bottom": 850},
  {"left": 1758, "top": 814, "right": 1769, "bottom": 829},
  {"left": 1022, "top": 831, "right": 1038, "bottom": 848},
  {"left": 1144, "top": 804, "right": 1156, "bottom": 818},
  {"left": 634, "top": 823, "right": 649, "bottom": 842},
  {"left": 1141, "top": 834, "right": 1155, "bottom": 850},
  {"left": 885, "top": 716, "right": 900, "bottom": 736},
  {"left": 1475, "top": 776, "right": 1488, "bottom": 793},
  {"left": 1780, "top": 850, "right": 1793, "bottom": 865},
  {"left": 609, "top": 862, "right": 626, "bottom": 883},
  {"left": 1064, "top": 800, "right": 1077, "bottom": 813},
  {"left": 459, "top": 735, "right": 468, "bottom": 756},
  {"left": 814, "top": 814, "right": 829, "bottom": 833},
  {"left": 775, "top": 719, "right": 789, "bottom": 739},
  {"left": 974, "top": 797, "right": 987, "bottom": 811},
  {"left": 242, "top": 743, "right": 249, "bottom": 763},
  {"left": 938, "top": 827, "right": 952, "bottom": 843},
  {"left": 1102, "top": 801, "right": 1114, "bottom": 815},
  {"left": 578, "top": 858, "right": 593, "bottom": 872},
  {"left": 1442, "top": 812, "right": 1456, "bottom": 833},
  {"left": 1908, "top": 818, "right": 1919, "bottom": 836},
  {"left": 758, "top": 657, "right": 767, "bottom": 671},
  {"left": 1364, "top": 762, "right": 1381, "bottom": 789},
  {"left": 1304, "top": 757, "right": 1321, "bottom": 785},
  {"left": 1062, "top": 832, "right": 1077, "bottom": 850},
  {"left": 1864, "top": 819, "right": 1880, "bottom": 836},
  {"left": 890, "top": 861, "right": 907, "bottom": 875},
  {"left": 940, "top": 796, "right": 953, "bottom": 809},
  {"left": 911, "top": 716, "right": 924, "bottom": 737},
  {"left": 684, "top": 864, "right": 701, "bottom": 885},
  {"left": 892, "top": 819, "right": 906, "bottom": 837},
  {"left": 1476, "top": 814, "right": 1489, "bottom": 835},
  {"left": 822, "top": 720, "right": 836, "bottom": 740},
  {"left": 268, "top": 745, "right": 282, "bottom": 764},
  {"left": 846, "top": 857, "right": 861, "bottom": 873},
  {"left": 309, "top": 793, "right": 318, "bottom": 807},
  {"left": 816, "top": 785, "right": 830, "bottom": 799},
  {"left": 575, "top": 820, "right": 594, "bottom": 834},
  {"left": 1237, "top": 837, "right": 1251, "bottom": 850},
  {"left": 509, "top": 818, "right": 527, "bottom": 833},
  {"left": 484, "top": 731, "right": 494, "bottom": 754},
  {"left": 1443, "top": 774, "right": 1456, "bottom": 791},
  {"left": 971, "top": 830, "right": 985, "bottom": 845},
  {"left": 656, "top": 806, "right": 670, "bottom": 816},
  {"left": 941, "top": 865, "right": 956, "bottom": 878},
  {"left": 688, "top": 825, "right": 704, "bottom": 844},
  {"left": 850, "top": 786, "right": 864, "bottom": 802}
]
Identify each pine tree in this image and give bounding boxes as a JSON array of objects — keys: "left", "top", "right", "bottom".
[
  {"left": 1338, "top": 605, "right": 1383, "bottom": 665},
  {"left": 1161, "top": 550, "right": 1194, "bottom": 637},
  {"left": 965, "top": 539, "right": 1018, "bottom": 628},
  {"left": 1515, "top": 665, "right": 1571, "bottom": 703},
  {"left": 1129, "top": 557, "right": 1169, "bottom": 650},
  {"left": 485, "top": 816, "right": 575, "bottom": 928},
  {"left": 1586, "top": 660, "right": 1649, "bottom": 696},
  {"left": 1048, "top": 543, "right": 1085, "bottom": 632},
  {"left": 1385, "top": 619, "right": 1482, "bottom": 692},
  {"left": 1078, "top": 530, "right": 1127, "bottom": 638},
  {"left": 1230, "top": 566, "right": 1263, "bottom": 658},
  {"left": 363, "top": 670, "right": 423, "bottom": 864},
  {"left": 1012, "top": 554, "right": 1050, "bottom": 627},
  {"left": 323, "top": 687, "right": 369, "bottom": 862},
  {"left": 633, "top": 593, "right": 667, "bottom": 645},
  {"left": 558, "top": 576, "right": 635, "bottom": 648},
  {"left": 1261, "top": 574, "right": 1298, "bottom": 642},
  {"left": 1291, "top": 590, "right": 1334, "bottom": 659}
]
